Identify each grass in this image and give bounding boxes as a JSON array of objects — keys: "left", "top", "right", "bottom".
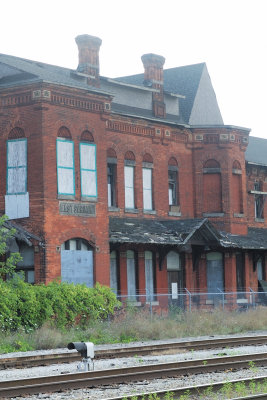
[{"left": 1, "top": 306, "right": 267, "bottom": 354}]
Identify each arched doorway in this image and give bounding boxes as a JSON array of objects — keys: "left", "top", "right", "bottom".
[{"left": 61, "top": 238, "right": 94, "bottom": 287}]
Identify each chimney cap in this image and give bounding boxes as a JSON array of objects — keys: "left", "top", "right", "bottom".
[
  {"left": 75, "top": 34, "right": 102, "bottom": 48},
  {"left": 141, "top": 53, "right": 165, "bottom": 68}
]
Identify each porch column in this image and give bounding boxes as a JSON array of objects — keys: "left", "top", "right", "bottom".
[{"left": 224, "top": 252, "right": 237, "bottom": 309}]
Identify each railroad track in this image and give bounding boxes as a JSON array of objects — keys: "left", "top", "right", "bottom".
[
  {"left": 1, "top": 351, "right": 267, "bottom": 398},
  {"left": 1, "top": 334, "right": 267, "bottom": 370},
  {"left": 104, "top": 375, "right": 267, "bottom": 400}
]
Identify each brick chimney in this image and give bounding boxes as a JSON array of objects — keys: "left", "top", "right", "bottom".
[
  {"left": 75, "top": 34, "right": 102, "bottom": 87},
  {"left": 141, "top": 53, "right": 166, "bottom": 118}
]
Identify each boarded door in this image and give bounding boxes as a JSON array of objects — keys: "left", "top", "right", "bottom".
[
  {"left": 167, "top": 251, "right": 183, "bottom": 307},
  {"left": 61, "top": 242, "right": 93, "bottom": 287},
  {"left": 206, "top": 252, "right": 224, "bottom": 301}
]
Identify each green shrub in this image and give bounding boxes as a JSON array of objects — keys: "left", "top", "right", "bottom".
[{"left": 0, "top": 277, "right": 120, "bottom": 332}]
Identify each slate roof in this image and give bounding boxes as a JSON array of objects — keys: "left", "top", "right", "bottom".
[
  {"left": 0, "top": 54, "right": 109, "bottom": 96},
  {"left": 220, "top": 228, "right": 267, "bottom": 250},
  {"left": 116, "top": 63, "right": 206, "bottom": 124},
  {"left": 245, "top": 136, "right": 267, "bottom": 167},
  {"left": 109, "top": 217, "right": 267, "bottom": 251},
  {"left": 4, "top": 220, "right": 41, "bottom": 246},
  {"left": 109, "top": 217, "right": 221, "bottom": 246}
]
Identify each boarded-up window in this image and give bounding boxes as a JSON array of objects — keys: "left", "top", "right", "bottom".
[
  {"left": 203, "top": 160, "right": 222, "bottom": 213},
  {"left": 126, "top": 250, "right": 136, "bottom": 300},
  {"left": 5, "top": 138, "right": 29, "bottom": 219},
  {"left": 80, "top": 143, "right": 97, "bottom": 198},
  {"left": 56, "top": 139, "right": 75, "bottom": 195},
  {"left": 124, "top": 166, "right": 135, "bottom": 209},
  {"left": 145, "top": 251, "right": 155, "bottom": 301},
  {"left": 143, "top": 168, "right": 153, "bottom": 210},
  {"left": 110, "top": 250, "right": 118, "bottom": 294},
  {"left": 232, "top": 161, "right": 243, "bottom": 214},
  {"left": 7, "top": 139, "right": 27, "bottom": 194}
]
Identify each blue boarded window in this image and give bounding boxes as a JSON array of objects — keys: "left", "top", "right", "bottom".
[
  {"left": 80, "top": 143, "right": 97, "bottom": 198},
  {"left": 7, "top": 138, "right": 27, "bottom": 194},
  {"left": 56, "top": 138, "right": 75, "bottom": 196}
]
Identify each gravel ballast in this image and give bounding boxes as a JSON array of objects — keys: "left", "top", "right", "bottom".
[{"left": 1, "top": 332, "right": 267, "bottom": 400}]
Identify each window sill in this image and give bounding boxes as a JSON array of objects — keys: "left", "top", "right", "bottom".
[
  {"left": 255, "top": 218, "right": 265, "bottom": 223},
  {"left": 146, "top": 301, "right": 159, "bottom": 306},
  {"left": 237, "top": 298, "right": 248, "bottom": 304},
  {"left": 58, "top": 194, "right": 75, "bottom": 200},
  {"left": 108, "top": 206, "right": 120, "bottom": 212},
  {"left": 125, "top": 208, "right": 139, "bottom": 214},
  {"left": 234, "top": 213, "right": 244, "bottom": 218},
  {"left": 143, "top": 210, "right": 156, "bottom": 215},
  {"left": 203, "top": 213, "right": 224, "bottom": 217},
  {"left": 81, "top": 196, "right": 97, "bottom": 202},
  {"left": 168, "top": 211, "right": 181, "bottom": 217}
]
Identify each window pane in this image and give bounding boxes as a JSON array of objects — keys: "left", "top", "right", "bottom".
[
  {"left": 58, "top": 168, "right": 75, "bottom": 195},
  {"left": 125, "top": 166, "right": 134, "bottom": 208},
  {"left": 142, "top": 168, "right": 152, "bottom": 189},
  {"left": 8, "top": 167, "right": 27, "bottom": 194},
  {"left": 81, "top": 170, "right": 97, "bottom": 197},
  {"left": 143, "top": 189, "right": 152, "bottom": 210},
  {"left": 80, "top": 144, "right": 96, "bottom": 170},
  {"left": 57, "top": 140, "right": 74, "bottom": 168},
  {"left": 8, "top": 140, "right": 27, "bottom": 167},
  {"left": 167, "top": 251, "right": 180, "bottom": 271}
]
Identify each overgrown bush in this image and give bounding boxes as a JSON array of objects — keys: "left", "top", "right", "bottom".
[{"left": 0, "top": 277, "right": 120, "bottom": 332}]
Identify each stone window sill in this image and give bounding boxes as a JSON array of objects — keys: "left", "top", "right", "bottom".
[
  {"left": 108, "top": 206, "right": 120, "bottom": 212},
  {"left": 203, "top": 213, "right": 224, "bottom": 217},
  {"left": 143, "top": 210, "right": 156, "bottom": 215},
  {"left": 234, "top": 213, "right": 244, "bottom": 218},
  {"left": 255, "top": 218, "right": 265, "bottom": 223},
  {"left": 168, "top": 211, "right": 182, "bottom": 217},
  {"left": 125, "top": 208, "right": 139, "bottom": 214}
]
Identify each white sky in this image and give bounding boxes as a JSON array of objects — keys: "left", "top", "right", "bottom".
[{"left": 1, "top": 0, "right": 266, "bottom": 138}]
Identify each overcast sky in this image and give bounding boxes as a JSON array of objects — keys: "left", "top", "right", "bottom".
[{"left": 1, "top": 0, "right": 266, "bottom": 138}]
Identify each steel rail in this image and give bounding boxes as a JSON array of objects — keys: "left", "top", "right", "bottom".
[
  {"left": 1, "top": 352, "right": 267, "bottom": 397},
  {"left": 1, "top": 334, "right": 267, "bottom": 370},
  {"left": 103, "top": 375, "right": 267, "bottom": 400}
]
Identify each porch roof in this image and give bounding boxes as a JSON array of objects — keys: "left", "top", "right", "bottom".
[
  {"left": 4, "top": 220, "right": 41, "bottom": 246},
  {"left": 109, "top": 217, "right": 221, "bottom": 247},
  {"left": 220, "top": 227, "right": 267, "bottom": 250}
]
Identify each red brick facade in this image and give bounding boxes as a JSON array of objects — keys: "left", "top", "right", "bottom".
[{"left": 1, "top": 35, "right": 266, "bottom": 309}]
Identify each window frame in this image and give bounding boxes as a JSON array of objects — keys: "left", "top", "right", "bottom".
[
  {"left": 6, "top": 138, "right": 27, "bottom": 195},
  {"left": 142, "top": 166, "right": 153, "bottom": 211},
  {"left": 56, "top": 138, "right": 75, "bottom": 196},
  {"left": 79, "top": 142, "right": 97, "bottom": 199}
]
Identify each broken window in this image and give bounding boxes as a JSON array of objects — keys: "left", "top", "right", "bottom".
[
  {"left": 108, "top": 163, "right": 117, "bottom": 207},
  {"left": 168, "top": 158, "right": 179, "bottom": 211},
  {"left": 254, "top": 181, "right": 264, "bottom": 219}
]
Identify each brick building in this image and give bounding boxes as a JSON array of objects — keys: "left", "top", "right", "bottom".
[{"left": 0, "top": 34, "right": 267, "bottom": 308}]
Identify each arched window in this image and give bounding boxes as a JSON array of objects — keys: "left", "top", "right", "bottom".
[
  {"left": 5, "top": 127, "right": 29, "bottom": 219},
  {"left": 56, "top": 127, "right": 75, "bottom": 197},
  {"left": 168, "top": 157, "right": 179, "bottom": 212},
  {"left": 142, "top": 153, "right": 153, "bottom": 211},
  {"left": 232, "top": 160, "right": 243, "bottom": 214},
  {"left": 80, "top": 131, "right": 97, "bottom": 199},
  {"left": 203, "top": 159, "right": 222, "bottom": 213},
  {"left": 107, "top": 149, "right": 117, "bottom": 208},
  {"left": 61, "top": 238, "right": 94, "bottom": 287},
  {"left": 124, "top": 152, "right": 136, "bottom": 209}
]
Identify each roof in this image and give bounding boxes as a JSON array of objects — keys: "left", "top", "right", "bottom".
[
  {"left": 221, "top": 228, "right": 267, "bottom": 250},
  {"left": 115, "top": 63, "right": 223, "bottom": 125},
  {"left": 4, "top": 220, "right": 41, "bottom": 246},
  {"left": 109, "top": 217, "right": 221, "bottom": 246},
  {"left": 0, "top": 54, "right": 109, "bottom": 96},
  {"left": 245, "top": 136, "right": 267, "bottom": 167}
]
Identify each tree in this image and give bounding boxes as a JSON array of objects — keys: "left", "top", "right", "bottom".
[{"left": 0, "top": 215, "right": 22, "bottom": 279}]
